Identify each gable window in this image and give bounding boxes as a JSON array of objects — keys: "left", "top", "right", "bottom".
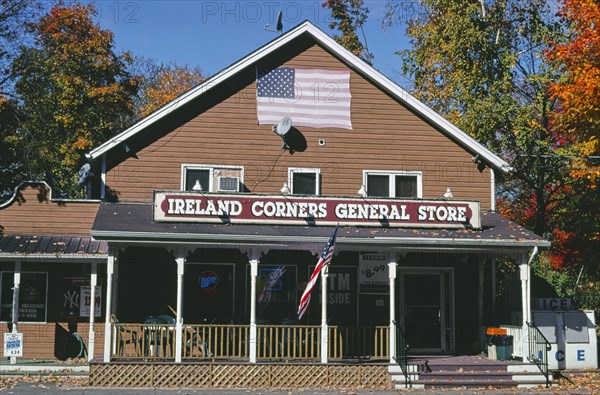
[
  {"left": 288, "top": 168, "right": 320, "bottom": 195},
  {"left": 182, "top": 165, "right": 243, "bottom": 192},
  {"left": 364, "top": 171, "right": 422, "bottom": 198}
]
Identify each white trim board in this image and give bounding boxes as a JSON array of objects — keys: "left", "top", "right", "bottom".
[{"left": 86, "top": 21, "right": 511, "bottom": 172}]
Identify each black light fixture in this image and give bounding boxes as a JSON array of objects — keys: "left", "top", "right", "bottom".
[{"left": 472, "top": 154, "right": 487, "bottom": 172}]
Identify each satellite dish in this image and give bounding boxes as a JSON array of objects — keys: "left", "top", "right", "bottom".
[
  {"left": 265, "top": 11, "right": 283, "bottom": 33},
  {"left": 275, "top": 116, "right": 292, "bottom": 137},
  {"left": 77, "top": 163, "right": 94, "bottom": 186}
]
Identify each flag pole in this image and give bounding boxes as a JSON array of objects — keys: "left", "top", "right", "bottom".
[
  {"left": 320, "top": 257, "right": 329, "bottom": 364},
  {"left": 297, "top": 226, "right": 339, "bottom": 363}
]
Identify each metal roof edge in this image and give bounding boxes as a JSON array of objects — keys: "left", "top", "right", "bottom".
[
  {"left": 86, "top": 21, "right": 510, "bottom": 172},
  {"left": 91, "top": 230, "right": 550, "bottom": 248},
  {"left": 0, "top": 253, "right": 107, "bottom": 261}
]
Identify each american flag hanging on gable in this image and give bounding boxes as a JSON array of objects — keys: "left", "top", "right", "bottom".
[{"left": 256, "top": 67, "right": 352, "bottom": 130}]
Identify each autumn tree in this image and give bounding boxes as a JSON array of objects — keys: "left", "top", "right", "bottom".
[
  {"left": 542, "top": 0, "right": 600, "bottom": 304},
  {"left": 322, "top": 0, "right": 373, "bottom": 63},
  {"left": 385, "top": 0, "right": 567, "bottom": 237},
  {"left": 548, "top": 0, "right": 599, "bottom": 183},
  {"left": 136, "top": 62, "right": 204, "bottom": 118},
  {"left": 0, "top": 0, "right": 47, "bottom": 201},
  {"left": 11, "top": 3, "right": 140, "bottom": 197},
  {"left": 0, "top": 0, "right": 44, "bottom": 96},
  {"left": 386, "top": 0, "right": 598, "bottom": 312}
]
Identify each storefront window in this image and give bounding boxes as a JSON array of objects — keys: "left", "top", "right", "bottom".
[
  {"left": 62, "top": 278, "right": 102, "bottom": 319},
  {"left": 184, "top": 263, "right": 235, "bottom": 324},
  {"left": 1, "top": 272, "right": 48, "bottom": 323},
  {"left": 253, "top": 265, "right": 297, "bottom": 323}
]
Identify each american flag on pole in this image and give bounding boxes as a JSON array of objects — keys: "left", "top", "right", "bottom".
[
  {"left": 256, "top": 67, "right": 352, "bottom": 130},
  {"left": 297, "top": 227, "right": 338, "bottom": 320}
]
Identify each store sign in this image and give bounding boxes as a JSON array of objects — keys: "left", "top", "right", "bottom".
[
  {"left": 3, "top": 333, "right": 23, "bottom": 357},
  {"left": 80, "top": 286, "right": 102, "bottom": 318},
  {"left": 199, "top": 271, "right": 219, "bottom": 296},
  {"left": 315, "top": 266, "right": 357, "bottom": 326},
  {"left": 153, "top": 192, "right": 481, "bottom": 229},
  {"left": 359, "top": 253, "right": 389, "bottom": 294},
  {"left": 534, "top": 298, "right": 573, "bottom": 311}
]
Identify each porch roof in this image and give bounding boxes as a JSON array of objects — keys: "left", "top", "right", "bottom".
[
  {"left": 91, "top": 203, "right": 550, "bottom": 251},
  {"left": 0, "top": 234, "right": 108, "bottom": 261}
]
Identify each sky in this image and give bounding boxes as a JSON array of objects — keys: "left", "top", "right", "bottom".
[{"left": 87, "top": 1, "right": 414, "bottom": 87}]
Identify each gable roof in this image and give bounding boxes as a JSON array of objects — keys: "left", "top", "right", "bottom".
[{"left": 86, "top": 21, "right": 511, "bottom": 172}]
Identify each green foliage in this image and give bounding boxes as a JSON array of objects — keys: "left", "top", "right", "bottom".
[
  {"left": 11, "top": 3, "right": 140, "bottom": 197},
  {"left": 533, "top": 253, "right": 600, "bottom": 320},
  {"left": 0, "top": 0, "right": 46, "bottom": 201},
  {"left": 322, "top": 0, "right": 373, "bottom": 64},
  {"left": 0, "top": 0, "right": 44, "bottom": 96},
  {"left": 386, "top": 0, "right": 569, "bottom": 237}
]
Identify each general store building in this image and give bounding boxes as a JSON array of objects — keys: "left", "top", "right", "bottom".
[{"left": 0, "top": 21, "right": 552, "bottom": 387}]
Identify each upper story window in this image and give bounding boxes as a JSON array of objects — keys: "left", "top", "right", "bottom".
[
  {"left": 363, "top": 170, "right": 422, "bottom": 198},
  {"left": 288, "top": 168, "right": 320, "bottom": 195},
  {"left": 181, "top": 164, "right": 243, "bottom": 192}
]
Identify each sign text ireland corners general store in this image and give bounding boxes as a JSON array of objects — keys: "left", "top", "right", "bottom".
[{"left": 153, "top": 192, "right": 481, "bottom": 229}]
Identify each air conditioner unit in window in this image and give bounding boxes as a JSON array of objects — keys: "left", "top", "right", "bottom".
[{"left": 217, "top": 176, "right": 239, "bottom": 192}]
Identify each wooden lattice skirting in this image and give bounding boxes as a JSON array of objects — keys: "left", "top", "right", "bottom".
[{"left": 89, "top": 362, "right": 393, "bottom": 389}]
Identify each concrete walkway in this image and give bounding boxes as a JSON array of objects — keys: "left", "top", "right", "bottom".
[{"left": 0, "top": 382, "right": 597, "bottom": 395}]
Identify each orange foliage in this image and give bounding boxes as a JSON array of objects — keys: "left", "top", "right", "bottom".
[
  {"left": 140, "top": 65, "right": 204, "bottom": 117},
  {"left": 548, "top": 0, "right": 600, "bottom": 183}
]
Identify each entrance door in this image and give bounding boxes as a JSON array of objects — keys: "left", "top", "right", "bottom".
[{"left": 399, "top": 269, "right": 453, "bottom": 353}]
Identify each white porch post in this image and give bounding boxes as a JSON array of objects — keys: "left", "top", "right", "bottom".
[
  {"left": 111, "top": 255, "right": 119, "bottom": 316},
  {"left": 320, "top": 265, "right": 329, "bottom": 364},
  {"left": 10, "top": 260, "right": 21, "bottom": 364},
  {"left": 103, "top": 248, "right": 115, "bottom": 363},
  {"left": 88, "top": 262, "right": 98, "bottom": 361},
  {"left": 249, "top": 256, "right": 259, "bottom": 363},
  {"left": 175, "top": 252, "right": 185, "bottom": 362},
  {"left": 520, "top": 254, "right": 531, "bottom": 357},
  {"left": 388, "top": 258, "right": 397, "bottom": 363}
]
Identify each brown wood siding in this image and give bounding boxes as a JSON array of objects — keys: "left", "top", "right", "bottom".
[
  {"left": 4, "top": 322, "right": 105, "bottom": 359},
  {"left": 0, "top": 184, "right": 99, "bottom": 235},
  {"left": 106, "top": 44, "right": 492, "bottom": 209}
]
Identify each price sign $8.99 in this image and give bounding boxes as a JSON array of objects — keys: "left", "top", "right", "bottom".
[{"left": 361, "top": 264, "right": 386, "bottom": 278}]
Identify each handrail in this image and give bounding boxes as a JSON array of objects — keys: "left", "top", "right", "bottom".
[
  {"left": 526, "top": 321, "right": 551, "bottom": 388},
  {"left": 393, "top": 320, "right": 411, "bottom": 388}
]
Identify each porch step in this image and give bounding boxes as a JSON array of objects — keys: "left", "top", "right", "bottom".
[{"left": 388, "top": 356, "right": 556, "bottom": 389}]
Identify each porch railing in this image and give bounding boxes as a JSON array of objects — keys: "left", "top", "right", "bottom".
[
  {"left": 329, "top": 326, "right": 390, "bottom": 361},
  {"left": 256, "top": 325, "right": 321, "bottom": 360},
  {"left": 184, "top": 324, "right": 249, "bottom": 360},
  {"left": 112, "top": 323, "right": 176, "bottom": 359},
  {"left": 499, "top": 325, "right": 523, "bottom": 358},
  {"left": 526, "top": 321, "right": 551, "bottom": 388},
  {"left": 110, "top": 322, "right": 389, "bottom": 362}
]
